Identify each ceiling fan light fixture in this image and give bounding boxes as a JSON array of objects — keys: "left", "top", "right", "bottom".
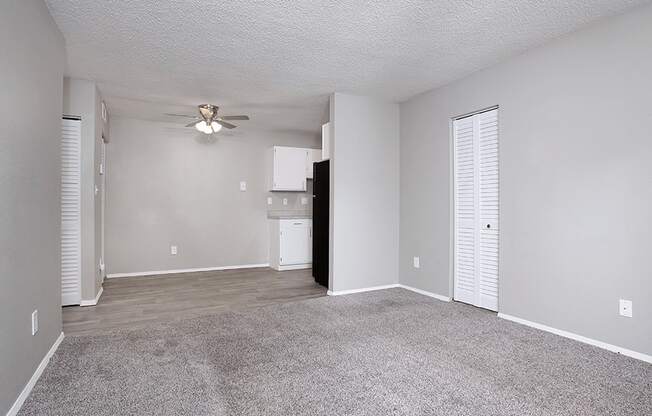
[{"left": 172, "top": 104, "right": 249, "bottom": 133}]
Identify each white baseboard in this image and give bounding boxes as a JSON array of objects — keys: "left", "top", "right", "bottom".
[
  {"left": 327, "top": 284, "right": 400, "bottom": 296},
  {"left": 398, "top": 284, "right": 451, "bottom": 302},
  {"left": 80, "top": 286, "right": 103, "bottom": 307},
  {"left": 7, "top": 332, "right": 64, "bottom": 416},
  {"left": 106, "top": 263, "right": 270, "bottom": 279},
  {"left": 272, "top": 263, "right": 311, "bottom": 271},
  {"left": 498, "top": 313, "right": 651, "bottom": 364},
  {"left": 325, "top": 283, "right": 452, "bottom": 303}
]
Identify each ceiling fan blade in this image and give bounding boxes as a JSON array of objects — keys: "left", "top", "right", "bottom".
[
  {"left": 185, "top": 120, "right": 201, "bottom": 127},
  {"left": 215, "top": 119, "right": 237, "bottom": 129},
  {"left": 219, "top": 115, "right": 249, "bottom": 120},
  {"left": 165, "top": 113, "right": 199, "bottom": 119}
]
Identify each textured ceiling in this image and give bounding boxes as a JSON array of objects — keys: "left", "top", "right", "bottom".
[{"left": 45, "top": 0, "right": 647, "bottom": 133}]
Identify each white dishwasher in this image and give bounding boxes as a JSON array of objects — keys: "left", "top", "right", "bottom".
[{"left": 269, "top": 218, "right": 312, "bottom": 270}]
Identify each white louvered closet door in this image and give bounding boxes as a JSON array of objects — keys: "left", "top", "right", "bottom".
[
  {"left": 61, "top": 118, "right": 82, "bottom": 306},
  {"left": 453, "top": 108, "right": 499, "bottom": 311}
]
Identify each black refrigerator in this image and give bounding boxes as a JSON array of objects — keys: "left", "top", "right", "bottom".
[{"left": 312, "top": 160, "right": 329, "bottom": 287}]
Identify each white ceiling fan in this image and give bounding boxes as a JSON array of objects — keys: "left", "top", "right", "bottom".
[{"left": 166, "top": 104, "right": 250, "bottom": 134}]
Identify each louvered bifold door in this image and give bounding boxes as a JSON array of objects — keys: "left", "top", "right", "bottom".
[
  {"left": 453, "top": 116, "right": 477, "bottom": 306},
  {"left": 61, "top": 118, "right": 82, "bottom": 306},
  {"left": 453, "top": 109, "right": 499, "bottom": 311},
  {"left": 477, "top": 109, "right": 499, "bottom": 310}
]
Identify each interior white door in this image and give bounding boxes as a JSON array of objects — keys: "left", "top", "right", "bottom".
[
  {"left": 280, "top": 220, "right": 312, "bottom": 265},
  {"left": 61, "top": 118, "right": 82, "bottom": 306},
  {"left": 453, "top": 108, "right": 499, "bottom": 311}
]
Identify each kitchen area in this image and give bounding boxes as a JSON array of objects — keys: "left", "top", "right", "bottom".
[{"left": 267, "top": 122, "right": 330, "bottom": 288}]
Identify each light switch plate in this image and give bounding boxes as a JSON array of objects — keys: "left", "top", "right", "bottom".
[
  {"left": 619, "top": 299, "right": 632, "bottom": 317},
  {"left": 301, "top": 197, "right": 308, "bottom": 205},
  {"left": 267, "top": 197, "right": 273, "bottom": 205},
  {"left": 283, "top": 198, "right": 288, "bottom": 206},
  {"left": 240, "top": 181, "right": 247, "bottom": 191},
  {"left": 413, "top": 256, "right": 420, "bottom": 269},
  {"left": 170, "top": 245, "right": 178, "bottom": 255},
  {"left": 31, "top": 310, "right": 38, "bottom": 335}
]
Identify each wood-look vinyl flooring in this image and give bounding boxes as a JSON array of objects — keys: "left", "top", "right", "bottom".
[{"left": 63, "top": 267, "right": 326, "bottom": 336}]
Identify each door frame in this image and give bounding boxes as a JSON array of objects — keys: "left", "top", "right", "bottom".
[{"left": 449, "top": 105, "right": 500, "bottom": 310}]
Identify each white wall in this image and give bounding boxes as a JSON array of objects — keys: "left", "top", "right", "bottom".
[
  {"left": 105, "top": 117, "right": 319, "bottom": 274},
  {"left": 399, "top": 4, "right": 652, "bottom": 355},
  {"left": 0, "top": 1, "right": 64, "bottom": 412},
  {"left": 330, "top": 93, "right": 400, "bottom": 292}
]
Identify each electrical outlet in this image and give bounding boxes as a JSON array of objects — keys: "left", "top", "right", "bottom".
[
  {"left": 239, "top": 181, "right": 247, "bottom": 191},
  {"left": 282, "top": 198, "right": 288, "bottom": 206},
  {"left": 31, "top": 310, "right": 38, "bottom": 335},
  {"left": 170, "top": 245, "right": 178, "bottom": 255},
  {"left": 619, "top": 299, "right": 632, "bottom": 317},
  {"left": 301, "top": 197, "right": 308, "bottom": 205},
  {"left": 267, "top": 197, "right": 273, "bottom": 205},
  {"left": 413, "top": 256, "right": 420, "bottom": 269}
]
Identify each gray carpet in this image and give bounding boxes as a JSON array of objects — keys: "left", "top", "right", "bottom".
[{"left": 19, "top": 289, "right": 651, "bottom": 415}]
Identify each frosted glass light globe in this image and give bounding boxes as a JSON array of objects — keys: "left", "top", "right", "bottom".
[{"left": 195, "top": 121, "right": 207, "bottom": 132}]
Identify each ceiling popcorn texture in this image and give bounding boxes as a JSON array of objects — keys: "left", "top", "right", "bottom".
[{"left": 45, "top": 0, "right": 648, "bottom": 133}]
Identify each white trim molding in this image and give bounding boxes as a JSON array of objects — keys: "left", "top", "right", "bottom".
[
  {"left": 398, "top": 284, "right": 451, "bottom": 302},
  {"left": 326, "top": 284, "right": 452, "bottom": 302},
  {"left": 327, "top": 284, "right": 399, "bottom": 296},
  {"left": 80, "top": 286, "right": 103, "bottom": 307},
  {"left": 272, "top": 263, "right": 311, "bottom": 271},
  {"left": 498, "top": 313, "right": 652, "bottom": 364},
  {"left": 106, "top": 263, "right": 270, "bottom": 279},
  {"left": 7, "top": 332, "right": 65, "bottom": 416}
]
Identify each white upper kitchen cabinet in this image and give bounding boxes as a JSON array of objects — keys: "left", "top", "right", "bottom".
[
  {"left": 267, "top": 146, "right": 308, "bottom": 191},
  {"left": 321, "top": 122, "right": 331, "bottom": 160},
  {"left": 306, "top": 148, "right": 322, "bottom": 179}
]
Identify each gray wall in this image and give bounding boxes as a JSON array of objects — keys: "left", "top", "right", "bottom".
[
  {"left": 330, "top": 93, "right": 400, "bottom": 292},
  {"left": 105, "top": 117, "right": 319, "bottom": 274},
  {"left": 0, "top": 0, "right": 64, "bottom": 412},
  {"left": 399, "top": 4, "right": 652, "bottom": 355},
  {"left": 63, "top": 79, "right": 107, "bottom": 301}
]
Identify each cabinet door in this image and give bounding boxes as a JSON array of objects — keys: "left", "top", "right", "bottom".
[
  {"left": 321, "top": 123, "right": 331, "bottom": 160},
  {"left": 280, "top": 220, "right": 312, "bottom": 265},
  {"left": 273, "top": 147, "right": 307, "bottom": 191},
  {"left": 306, "top": 149, "right": 321, "bottom": 179},
  {"left": 306, "top": 149, "right": 322, "bottom": 179},
  {"left": 305, "top": 149, "right": 313, "bottom": 179}
]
